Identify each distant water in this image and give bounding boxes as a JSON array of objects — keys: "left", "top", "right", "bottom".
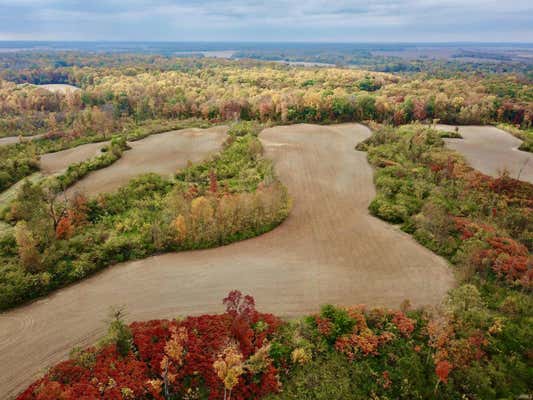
[
  {"left": 0, "top": 41, "right": 262, "bottom": 55},
  {"left": 1, "top": 41, "right": 532, "bottom": 65},
  {"left": 174, "top": 50, "right": 235, "bottom": 59},
  {"left": 1, "top": 41, "right": 532, "bottom": 55}
]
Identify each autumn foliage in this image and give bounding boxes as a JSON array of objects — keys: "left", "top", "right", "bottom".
[
  {"left": 454, "top": 217, "right": 532, "bottom": 287},
  {"left": 15, "top": 288, "right": 528, "bottom": 399},
  {"left": 17, "top": 291, "right": 281, "bottom": 400}
]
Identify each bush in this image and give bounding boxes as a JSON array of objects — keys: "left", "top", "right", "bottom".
[{"left": 267, "top": 353, "right": 360, "bottom": 400}]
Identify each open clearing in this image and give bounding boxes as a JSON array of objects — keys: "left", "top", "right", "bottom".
[
  {"left": 437, "top": 125, "right": 533, "bottom": 183},
  {"left": 65, "top": 126, "right": 228, "bottom": 197},
  {"left": 0, "top": 134, "right": 44, "bottom": 147},
  {"left": 0, "top": 123, "right": 454, "bottom": 399},
  {"left": 39, "top": 141, "right": 109, "bottom": 175},
  {"left": 0, "top": 136, "right": 20, "bottom": 146},
  {"left": 37, "top": 84, "right": 80, "bottom": 94}
]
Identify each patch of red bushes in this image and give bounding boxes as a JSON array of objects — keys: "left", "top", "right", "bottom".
[
  {"left": 17, "top": 291, "right": 282, "bottom": 400},
  {"left": 453, "top": 217, "right": 531, "bottom": 287}
]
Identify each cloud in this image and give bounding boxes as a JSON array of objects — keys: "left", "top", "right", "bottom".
[{"left": 0, "top": 0, "right": 531, "bottom": 41}]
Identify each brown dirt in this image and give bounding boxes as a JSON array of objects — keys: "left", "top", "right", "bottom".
[
  {"left": 38, "top": 84, "right": 80, "bottom": 94},
  {"left": 65, "top": 126, "right": 228, "bottom": 198},
  {"left": 0, "top": 123, "right": 454, "bottom": 399},
  {"left": 437, "top": 125, "right": 533, "bottom": 184},
  {"left": 0, "top": 134, "right": 44, "bottom": 147},
  {"left": 0, "top": 136, "right": 20, "bottom": 146},
  {"left": 39, "top": 141, "right": 109, "bottom": 175}
]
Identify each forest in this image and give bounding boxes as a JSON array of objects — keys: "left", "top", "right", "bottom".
[
  {"left": 0, "top": 55, "right": 531, "bottom": 139},
  {"left": 0, "top": 54, "right": 531, "bottom": 195},
  {"left": 0, "top": 51, "right": 531, "bottom": 400}
]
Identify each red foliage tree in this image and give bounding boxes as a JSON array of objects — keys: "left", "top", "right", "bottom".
[
  {"left": 435, "top": 360, "right": 453, "bottom": 384},
  {"left": 18, "top": 292, "right": 282, "bottom": 400},
  {"left": 55, "top": 214, "right": 74, "bottom": 240},
  {"left": 209, "top": 170, "right": 218, "bottom": 194}
]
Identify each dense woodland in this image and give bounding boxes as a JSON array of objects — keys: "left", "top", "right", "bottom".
[
  {"left": 0, "top": 55, "right": 531, "bottom": 140},
  {"left": 233, "top": 46, "right": 533, "bottom": 76},
  {"left": 0, "top": 54, "right": 532, "bottom": 399}
]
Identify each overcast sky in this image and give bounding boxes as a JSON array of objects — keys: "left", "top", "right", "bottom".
[{"left": 0, "top": 0, "right": 532, "bottom": 42}]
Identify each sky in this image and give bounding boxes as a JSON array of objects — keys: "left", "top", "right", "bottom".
[{"left": 0, "top": 0, "right": 532, "bottom": 42}]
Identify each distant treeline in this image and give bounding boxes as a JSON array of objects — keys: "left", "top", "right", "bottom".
[{"left": 0, "top": 57, "right": 531, "bottom": 140}]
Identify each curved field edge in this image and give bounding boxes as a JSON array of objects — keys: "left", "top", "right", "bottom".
[
  {"left": 5, "top": 123, "right": 531, "bottom": 399},
  {"left": 15, "top": 281, "right": 532, "bottom": 400},
  {"left": 62, "top": 126, "right": 228, "bottom": 198},
  {"left": 496, "top": 123, "right": 533, "bottom": 153},
  {"left": 1, "top": 122, "right": 454, "bottom": 399},
  {"left": 0, "top": 121, "right": 221, "bottom": 222},
  {"left": 357, "top": 123, "right": 531, "bottom": 285},
  {"left": 352, "top": 124, "right": 532, "bottom": 393},
  {"left": 46, "top": 136, "right": 130, "bottom": 194},
  {"left": 0, "top": 122, "right": 291, "bottom": 310},
  {"left": 433, "top": 124, "right": 533, "bottom": 184},
  {"left": 0, "top": 119, "right": 216, "bottom": 196}
]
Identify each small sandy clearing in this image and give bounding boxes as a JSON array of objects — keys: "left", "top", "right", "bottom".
[
  {"left": 37, "top": 84, "right": 80, "bottom": 94},
  {"left": 0, "top": 136, "right": 20, "bottom": 146},
  {"left": 0, "top": 134, "right": 45, "bottom": 147}
]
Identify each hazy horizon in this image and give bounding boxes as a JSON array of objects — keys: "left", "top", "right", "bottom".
[
  {"left": 1, "top": 0, "right": 532, "bottom": 42},
  {"left": 0, "top": 40, "right": 532, "bottom": 44}
]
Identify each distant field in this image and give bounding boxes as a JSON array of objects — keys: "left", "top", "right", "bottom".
[
  {"left": 0, "top": 133, "right": 44, "bottom": 144},
  {"left": 37, "top": 84, "right": 80, "bottom": 94},
  {"left": 0, "top": 136, "right": 20, "bottom": 146},
  {"left": 66, "top": 126, "right": 228, "bottom": 197},
  {"left": 175, "top": 50, "right": 236, "bottom": 58},
  {"left": 437, "top": 125, "right": 533, "bottom": 183},
  {"left": 39, "top": 141, "right": 109, "bottom": 175}
]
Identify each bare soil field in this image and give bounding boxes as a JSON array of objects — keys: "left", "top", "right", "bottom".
[
  {"left": 65, "top": 126, "right": 228, "bottom": 198},
  {"left": 0, "top": 133, "right": 44, "bottom": 147},
  {"left": 39, "top": 141, "right": 109, "bottom": 175},
  {"left": 437, "top": 125, "right": 533, "bottom": 183},
  {"left": 0, "top": 136, "right": 20, "bottom": 146},
  {"left": 37, "top": 84, "right": 80, "bottom": 94},
  {"left": 0, "top": 123, "right": 454, "bottom": 399}
]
